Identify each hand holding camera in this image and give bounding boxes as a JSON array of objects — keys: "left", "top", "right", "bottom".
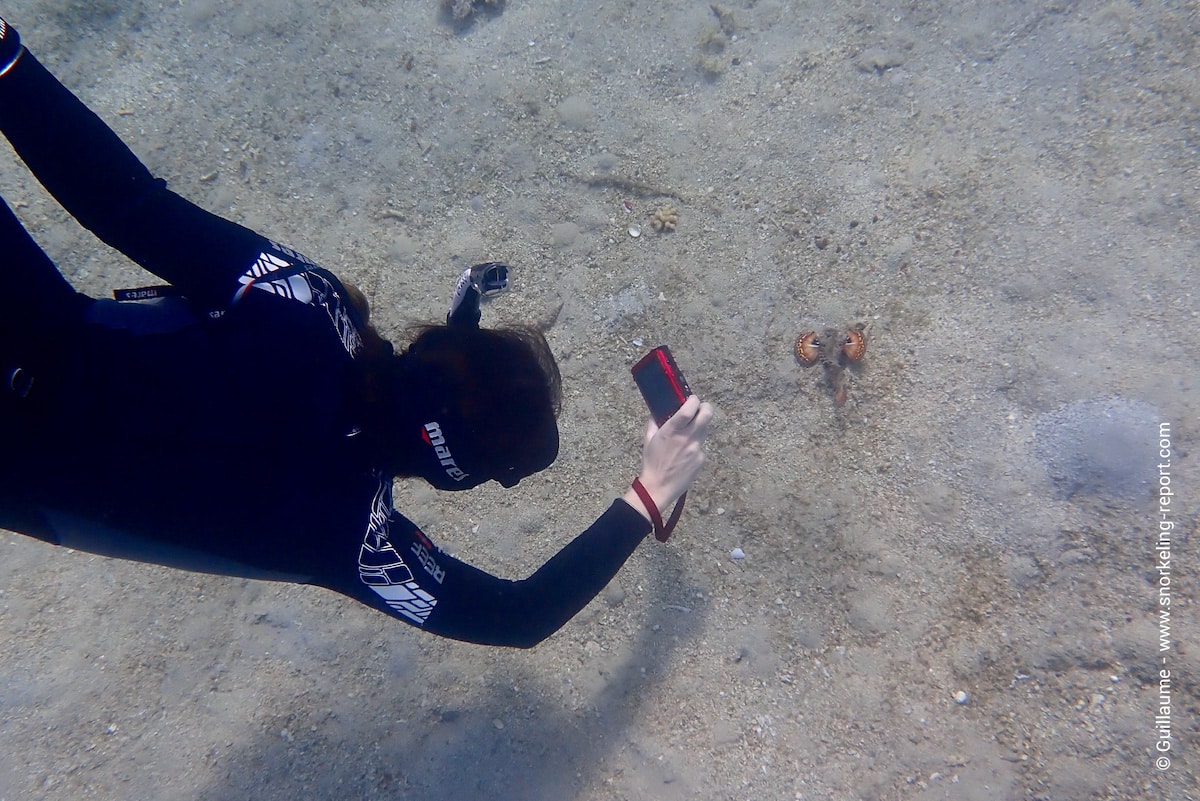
[{"left": 625, "top": 348, "right": 713, "bottom": 541}]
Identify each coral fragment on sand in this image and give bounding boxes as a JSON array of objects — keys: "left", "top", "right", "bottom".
[{"left": 650, "top": 204, "right": 679, "bottom": 233}]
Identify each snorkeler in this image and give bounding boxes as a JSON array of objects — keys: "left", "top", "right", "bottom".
[{"left": 0, "top": 18, "right": 713, "bottom": 647}]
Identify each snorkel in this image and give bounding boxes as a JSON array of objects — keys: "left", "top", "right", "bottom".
[{"left": 445, "top": 262, "right": 509, "bottom": 328}]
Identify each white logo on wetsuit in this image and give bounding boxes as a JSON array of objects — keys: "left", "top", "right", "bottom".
[
  {"left": 411, "top": 536, "right": 446, "bottom": 584},
  {"left": 422, "top": 421, "right": 468, "bottom": 482},
  {"left": 358, "top": 474, "right": 438, "bottom": 624},
  {"left": 236, "top": 245, "right": 364, "bottom": 357}
]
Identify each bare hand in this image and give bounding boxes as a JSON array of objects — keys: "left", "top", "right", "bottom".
[{"left": 623, "top": 395, "right": 714, "bottom": 520}]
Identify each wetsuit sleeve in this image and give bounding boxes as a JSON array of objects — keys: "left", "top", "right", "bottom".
[
  {"left": 0, "top": 41, "right": 267, "bottom": 310},
  {"left": 356, "top": 500, "right": 652, "bottom": 648}
]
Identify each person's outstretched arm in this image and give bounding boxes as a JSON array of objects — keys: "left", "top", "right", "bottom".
[
  {"left": 0, "top": 20, "right": 273, "bottom": 310},
  {"left": 392, "top": 499, "right": 654, "bottom": 648},
  {"left": 347, "top": 397, "right": 715, "bottom": 648}
]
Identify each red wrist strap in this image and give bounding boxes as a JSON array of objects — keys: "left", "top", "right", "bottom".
[{"left": 631, "top": 478, "right": 686, "bottom": 542}]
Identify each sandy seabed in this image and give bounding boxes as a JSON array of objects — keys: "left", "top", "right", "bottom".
[{"left": 1, "top": 1, "right": 1197, "bottom": 799}]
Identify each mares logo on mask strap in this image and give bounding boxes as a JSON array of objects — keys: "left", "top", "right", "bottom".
[{"left": 422, "top": 422, "right": 469, "bottom": 482}]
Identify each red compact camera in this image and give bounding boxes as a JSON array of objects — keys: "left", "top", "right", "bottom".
[{"left": 631, "top": 346, "right": 692, "bottom": 425}]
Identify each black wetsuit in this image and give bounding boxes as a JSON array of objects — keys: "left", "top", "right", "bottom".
[{"left": 0, "top": 33, "right": 651, "bottom": 648}]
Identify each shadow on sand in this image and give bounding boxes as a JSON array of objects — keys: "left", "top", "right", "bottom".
[{"left": 195, "top": 548, "right": 708, "bottom": 801}]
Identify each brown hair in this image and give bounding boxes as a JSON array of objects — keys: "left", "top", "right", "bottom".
[
  {"left": 403, "top": 322, "right": 562, "bottom": 423},
  {"left": 362, "top": 321, "right": 562, "bottom": 481},
  {"left": 344, "top": 278, "right": 561, "bottom": 479}
]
